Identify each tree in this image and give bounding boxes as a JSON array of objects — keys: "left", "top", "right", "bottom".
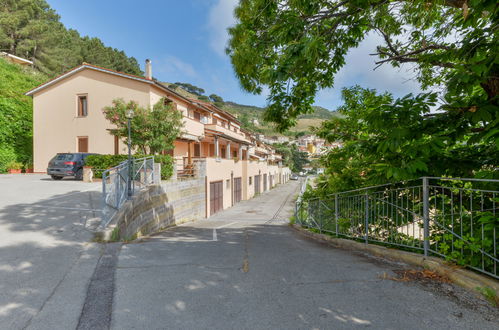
[
  {"left": 103, "top": 98, "right": 183, "bottom": 154},
  {"left": 0, "top": 0, "right": 142, "bottom": 77},
  {"left": 209, "top": 93, "right": 224, "bottom": 103},
  {"left": 174, "top": 82, "right": 205, "bottom": 96},
  {"left": 273, "top": 142, "right": 309, "bottom": 172},
  {"left": 314, "top": 86, "right": 498, "bottom": 194},
  {"left": 227, "top": 0, "right": 498, "bottom": 143}
]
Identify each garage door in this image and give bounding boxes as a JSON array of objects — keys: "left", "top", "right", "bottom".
[
  {"left": 210, "top": 181, "right": 223, "bottom": 215},
  {"left": 254, "top": 175, "right": 261, "bottom": 195},
  {"left": 234, "top": 177, "right": 242, "bottom": 203}
]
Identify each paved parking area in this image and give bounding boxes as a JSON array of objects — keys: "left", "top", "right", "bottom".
[{"left": 0, "top": 174, "right": 102, "bottom": 329}]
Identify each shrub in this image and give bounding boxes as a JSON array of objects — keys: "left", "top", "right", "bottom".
[
  {"left": 6, "top": 160, "right": 23, "bottom": 170},
  {"left": 84, "top": 154, "right": 173, "bottom": 180},
  {"left": 0, "top": 147, "right": 17, "bottom": 173}
]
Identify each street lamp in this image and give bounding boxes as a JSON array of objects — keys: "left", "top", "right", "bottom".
[{"left": 125, "top": 108, "right": 134, "bottom": 198}]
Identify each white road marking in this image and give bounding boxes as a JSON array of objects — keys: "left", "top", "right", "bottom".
[
  {"left": 216, "top": 222, "right": 238, "bottom": 229},
  {"left": 212, "top": 222, "right": 237, "bottom": 241}
]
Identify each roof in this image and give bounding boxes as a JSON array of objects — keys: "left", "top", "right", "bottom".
[
  {"left": 189, "top": 98, "right": 240, "bottom": 124},
  {"left": 1, "top": 52, "right": 33, "bottom": 65},
  {"left": 25, "top": 63, "right": 193, "bottom": 107}
]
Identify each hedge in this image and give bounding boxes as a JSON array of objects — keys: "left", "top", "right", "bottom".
[{"left": 85, "top": 154, "right": 173, "bottom": 180}]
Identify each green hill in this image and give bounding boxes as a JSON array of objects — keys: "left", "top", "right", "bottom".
[
  {"left": 166, "top": 82, "right": 337, "bottom": 136},
  {"left": 0, "top": 58, "right": 46, "bottom": 171}
]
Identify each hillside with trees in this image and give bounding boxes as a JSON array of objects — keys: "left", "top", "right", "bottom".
[
  {"left": 166, "top": 82, "right": 337, "bottom": 136},
  {"left": 0, "top": 0, "right": 142, "bottom": 77},
  {"left": 0, "top": 0, "right": 143, "bottom": 172}
]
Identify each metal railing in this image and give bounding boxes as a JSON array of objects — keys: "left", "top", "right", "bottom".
[
  {"left": 101, "top": 156, "right": 155, "bottom": 225},
  {"left": 296, "top": 177, "right": 499, "bottom": 279}
]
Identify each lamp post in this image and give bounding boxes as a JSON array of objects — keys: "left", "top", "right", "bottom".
[{"left": 125, "top": 108, "right": 134, "bottom": 198}]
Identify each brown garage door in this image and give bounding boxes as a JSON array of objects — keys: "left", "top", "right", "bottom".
[
  {"left": 254, "top": 175, "right": 261, "bottom": 195},
  {"left": 210, "top": 181, "right": 223, "bottom": 215},
  {"left": 234, "top": 177, "right": 242, "bottom": 203}
]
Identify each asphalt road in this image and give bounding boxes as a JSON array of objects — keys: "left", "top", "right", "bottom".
[
  {"left": 112, "top": 180, "right": 498, "bottom": 330},
  {"left": 0, "top": 174, "right": 102, "bottom": 330}
]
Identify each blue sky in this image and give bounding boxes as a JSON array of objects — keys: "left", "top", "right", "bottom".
[{"left": 47, "top": 0, "right": 421, "bottom": 110}]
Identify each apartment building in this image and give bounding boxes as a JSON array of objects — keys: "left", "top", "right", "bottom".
[{"left": 26, "top": 61, "right": 291, "bottom": 217}]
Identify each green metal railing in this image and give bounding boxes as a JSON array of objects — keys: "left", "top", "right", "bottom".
[{"left": 296, "top": 177, "right": 499, "bottom": 279}]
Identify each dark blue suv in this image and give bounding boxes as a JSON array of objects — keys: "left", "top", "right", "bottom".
[{"left": 47, "top": 153, "right": 96, "bottom": 180}]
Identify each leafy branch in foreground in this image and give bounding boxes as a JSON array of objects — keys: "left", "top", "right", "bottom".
[{"left": 227, "top": 0, "right": 498, "bottom": 141}]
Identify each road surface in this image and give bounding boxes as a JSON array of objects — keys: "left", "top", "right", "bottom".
[{"left": 111, "top": 180, "right": 498, "bottom": 330}]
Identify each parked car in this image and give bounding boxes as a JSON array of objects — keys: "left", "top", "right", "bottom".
[
  {"left": 290, "top": 174, "right": 299, "bottom": 180},
  {"left": 47, "top": 153, "right": 96, "bottom": 180}
]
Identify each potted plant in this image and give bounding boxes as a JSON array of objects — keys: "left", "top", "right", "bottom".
[
  {"left": 7, "top": 161, "right": 23, "bottom": 174},
  {"left": 24, "top": 160, "right": 34, "bottom": 173}
]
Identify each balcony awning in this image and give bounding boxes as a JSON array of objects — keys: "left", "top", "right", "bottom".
[
  {"left": 204, "top": 128, "right": 251, "bottom": 145},
  {"left": 177, "top": 133, "right": 203, "bottom": 142}
]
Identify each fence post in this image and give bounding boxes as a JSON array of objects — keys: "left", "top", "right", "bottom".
[
  {"left": 102, "top": 171, "right": 107, "bottom": 219},
  {"left": 335, "top": 194, "right": 339, "bottom": 236},
  {"left": 365, "top": 192, "right": 369, "bottom": 244},
  {"left": 319, "top": 200, "right": 323, "bottom": 234},
  {"left": 423, "top": 177, "right": 430, "bottom": 256}
]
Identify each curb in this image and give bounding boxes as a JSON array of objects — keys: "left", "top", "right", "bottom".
[{"left": 291, "top": 224, "right": 499, "bottom": 297}]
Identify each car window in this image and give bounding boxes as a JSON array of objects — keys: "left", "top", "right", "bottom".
[{"left": 54, "top": 154, "right": 75, "bottom": 161}]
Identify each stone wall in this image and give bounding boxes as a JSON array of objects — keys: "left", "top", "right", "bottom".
[{"left": 109, "top": 176, "right": 205, "bottom": 240}]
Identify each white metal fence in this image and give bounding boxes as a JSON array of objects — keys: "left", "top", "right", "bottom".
[{"left": 101, "top": 156, "right": 155, "bottom": 225}]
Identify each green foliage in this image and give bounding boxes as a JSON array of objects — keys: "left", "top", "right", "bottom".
[
  {"left": 272, "top": 142, "right": 309, "bottom": 172},
  {"left": 0, "top": 58, "right": 45, "bottom": 172},
  {"left": 103, "top": 98, "right": 183, "bottom": 155},
  {"left": 5, "top": 160, "right": 22, "bottom": 170},
  {"left": 85, "top": 154, "right": 173, "bottom": 180},
  {"left": 84, "top": 154, "right": 129, "bottom": 170},
  {"left": 228, "top": 0, "right": 499, "bottom": 135},
  {"left": 476, "top": 287, "right": 499, "bottom": 307},
  {"left": 209, "top": 94, "right": 224, "bottom": 103},
  {"left": 0, "top": 145, "right": 17, "bottom": 173},
  {"left": 0, "top": 0, "right": 142, "bottom": 77},
  {"left": 313, "top": 86, "right": 498, "bottom": 194},
  {"left": 174, "top": 82, "right": 205, "bottom": 96}
]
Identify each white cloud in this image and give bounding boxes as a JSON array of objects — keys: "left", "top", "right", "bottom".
[
  {"left": 154, "top": 55, "right": 198, "bottom": 79},
  {"left": 207, "top": 0, "right": 238, "bottom": 56}
]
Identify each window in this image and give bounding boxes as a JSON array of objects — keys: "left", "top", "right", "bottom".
[
  {"left": 233, "top": 150, "right": 237, "bottom": 158},
  {"left": 78, "top": 137, "right": 88, "bottom": 152},
  {"left": 226, "top": 179, "right": 230, "bottom": 189},
  {"left": 194, "top": 111, "right": 201, "bottom": 121},
  {"left": 249, "top": 177, "right": 252, "bottom": 185},
  {"left": 78, "top": 95, "right": 88, "bottom": 117},
  {"left": 194, "top": 143, "right": 201, "bottom": 157},
  {"left": 212, "top": 118, "right": 217, "bottom": 125}
]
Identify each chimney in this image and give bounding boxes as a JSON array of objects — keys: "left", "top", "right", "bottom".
[{"left": 145, "top": 59, "right": 152, "bottom": 80}]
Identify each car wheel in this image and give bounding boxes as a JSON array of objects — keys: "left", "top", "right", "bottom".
[
  {"left": 51, "top": 175, "right": 63, "bottom": 180},
  {"left": 75, "top": 168, "right": 83, "bottom": 180}
]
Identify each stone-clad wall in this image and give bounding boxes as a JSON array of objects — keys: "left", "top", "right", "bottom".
[
  {"left": 161, "top": 177, "right": 205, "bottom": 225},
  {"left": 111, "top": 177, "right": 205, "bottom": 240}
]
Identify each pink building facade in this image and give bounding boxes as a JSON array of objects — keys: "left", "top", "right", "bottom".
[{"left": 26, "top": 63, "right": 291, "bottom": 217}]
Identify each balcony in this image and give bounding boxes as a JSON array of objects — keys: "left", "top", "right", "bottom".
[
  {"left": 204, "top": 123, "right": 250, "bottom": 143},
  {"left": 183, "top": 116, "right": 205, "bottom": 137}
]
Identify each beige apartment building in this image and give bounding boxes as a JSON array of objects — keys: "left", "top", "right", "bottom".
[{"left": 26, "top": 61, "right": 291, "bottom": 217}]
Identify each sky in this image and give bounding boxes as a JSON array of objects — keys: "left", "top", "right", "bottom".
[{"left": 47, "top": 0, "right": 422, "bottom": 110}]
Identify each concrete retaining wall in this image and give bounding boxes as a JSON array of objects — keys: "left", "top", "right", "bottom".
[{"left": 109, "top": 177, "right": 205, "bottom": 240}]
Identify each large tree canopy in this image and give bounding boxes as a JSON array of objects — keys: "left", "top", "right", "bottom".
[{"left": 227, "top": 0, "right": 498, "bottom": 143}]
